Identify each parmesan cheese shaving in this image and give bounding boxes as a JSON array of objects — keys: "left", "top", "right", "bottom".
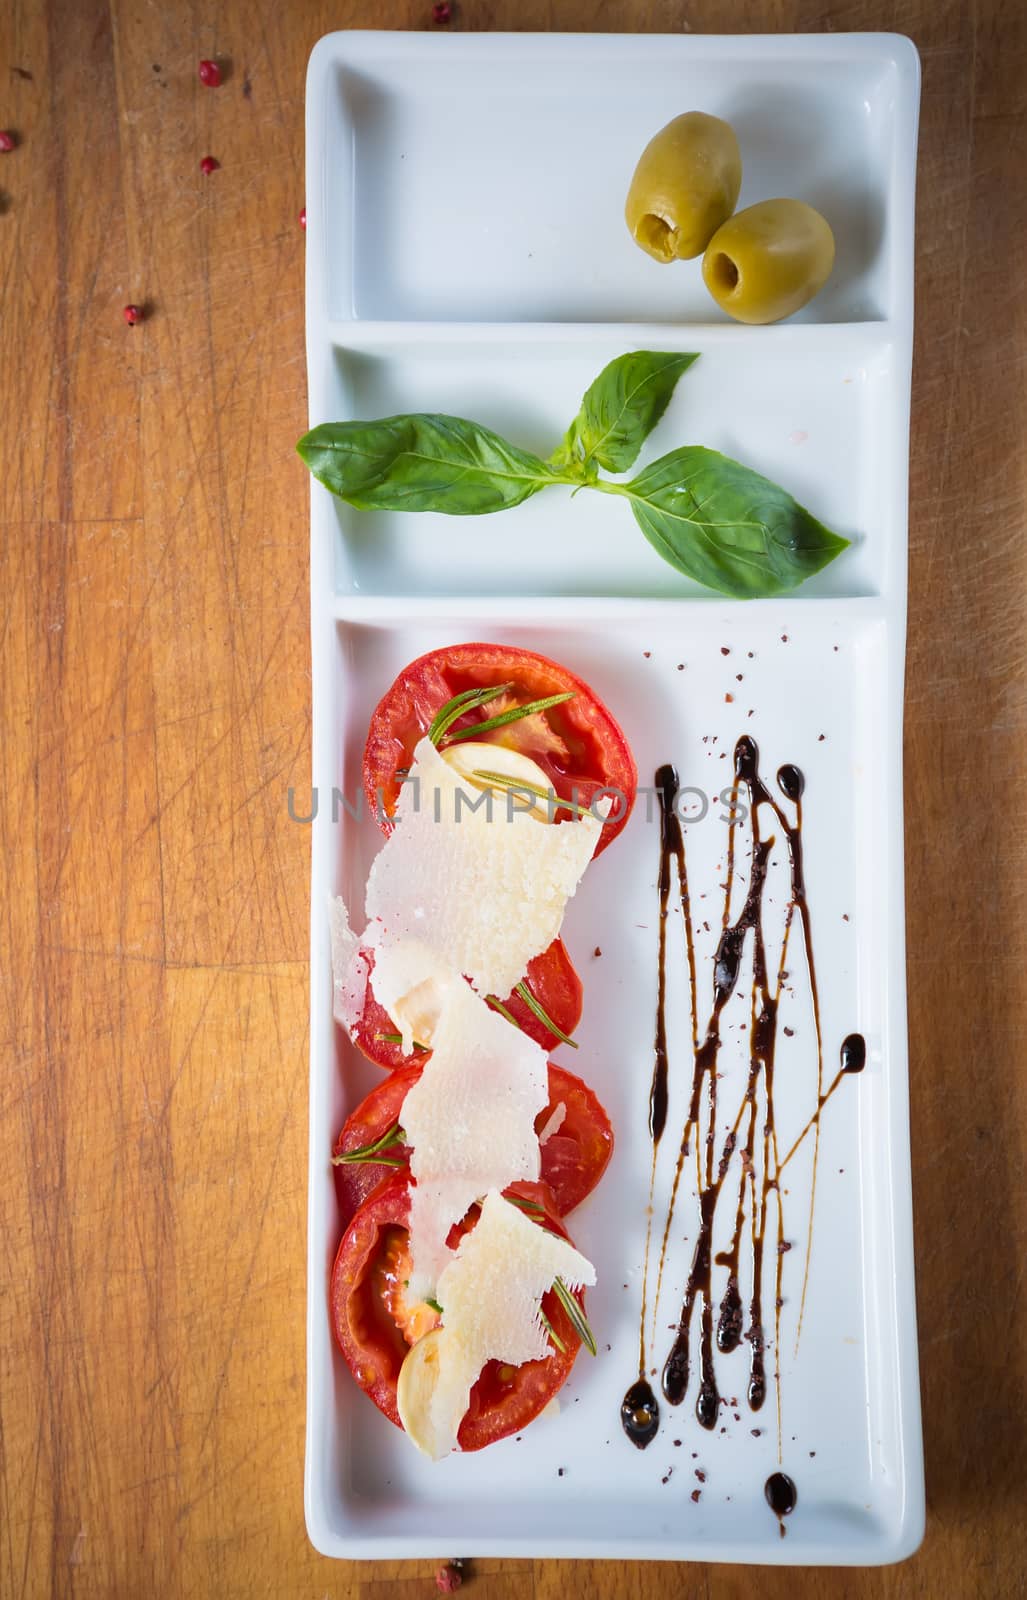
[
  {"left": 399, "top": 975, "right": 548, "bottom": 1296},
  {"left": 365, "top": 737, "right": 606, "bottom": 998},
  {"left": 329, "top": 897, "right": 366, "bottom": 1033},
  {"left": 368, "top": 937, "right": 457, "bottom": 1054},
  {"left": 396, "top": 1191, "right": 595, "bottom": 1459},
  {"left": 537, "top": 1100, "right": 567, "bottom": 1146}
]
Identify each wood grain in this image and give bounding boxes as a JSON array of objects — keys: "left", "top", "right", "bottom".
[{"left": 0, "top": 1, "right": 1024, "bottom": 1597}]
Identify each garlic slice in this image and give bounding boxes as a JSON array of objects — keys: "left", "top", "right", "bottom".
[
  {"left": 439, "top": 740, "right": 556, "bottom": 824},
  {"left": 396, "top": 1329, "right": 461, "bottom": 1461}
]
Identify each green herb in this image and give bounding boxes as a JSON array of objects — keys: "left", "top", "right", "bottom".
[
  {"left": 297, "top": 352, "right": 851, "bottom": 599},
  {"left": 539, "top": 1304, "right": 567, "bottom": 1355},
  {"left": 552, "top": 1278, "right": 598, "bottom": 1357},
  {"left": 331, "top": 1122, "right": 407, "bottom": 1168},
  {"left": 442, "top": 691, "right": 576, "bottom": 745},
  {"left": 607, "top": 446, "right": 850, "bottom": 597},
  {"left": 297, "top": 415, "right": 563, "bottom": 514},
  {"left": 374, "top": 1030, "right": 430, "bottom": 1052},
  {"left": 427, "top": 681, "right": 514, "bottom": 745},
  {"left": 471, "top": 770, "right": 595, "bottom": 820},
  {"left": 486, "top": 995, "right": 520, "bottom": 1028},
  {"left": 504, "top": 1192, "right": 546, "bottom": 1215},
  {"left": 514, "top": 980, "right": 578, "bottom": 1049},
  {"left": 552, "top": 350, "right": 700, "bottom": 476},
  {"left": 424, "top": 1296, "right": 443, "bottom": 1315}
]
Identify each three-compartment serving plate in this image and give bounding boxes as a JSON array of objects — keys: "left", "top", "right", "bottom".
[{"left": 303, "top": 31, "right": 924, "bottom": 1564}]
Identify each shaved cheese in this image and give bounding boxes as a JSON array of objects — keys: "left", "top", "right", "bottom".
[
  {"left": 397, "top": 1191, "right": 595, "bottom": 1459},
  {"left": 329, "top": 897, "right": 366, "bottom": 1032},
  {"left": 537, "top": 1100, "right": 567, "bottom": 1146},
  {"left": 368, "top": 938, "right": 457, "bottom": 1054},
  {"left": 399, "top": 976, "right": 548, "bottom": 1296},
  {"left": 365, "top": 737, "right": 606, "bottom": 998}
]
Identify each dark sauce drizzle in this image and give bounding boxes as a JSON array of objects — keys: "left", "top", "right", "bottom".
[
  {"left": 623, "top": 738, "right": 865, "bottom": 1536},
  {"left": 621, "top": 765, "right": 699, "bottom": 1449},
  {"left": 765, "top": 1471, "right": 798, "bottom": 1538}
]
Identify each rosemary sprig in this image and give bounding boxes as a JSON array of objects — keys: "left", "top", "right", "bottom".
[
  {"left": 539, "top": 1304, "right": 567, "bottom": 1355},
  {"left": 552, "top": 1278, "right": 598, "bottom": 1356},
  {"left": 331, "top": 1122, "right": 407, "bottom": 1168},
  {"left": 374, "top": 1030, "right": 430, "bottom": 1052},
  {"left": 514, "top": 980, "right": 579, "bottom": 1048},
  {"left": 442, "top": 691, "right": 576, "bottom": 745},
  {"left": 504, "top": 1192, "right": 546, "bottom": 1215},
  {"left": 428, "top": 681, "right": 514, "bottom": 746},
  {"left": 470, "top": 770, "right": 596, "bottom": 820},
  {"left": 486, "top": 995, "right": 519, "bottom": 1028}
]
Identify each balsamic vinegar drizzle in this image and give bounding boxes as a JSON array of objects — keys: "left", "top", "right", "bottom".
[
  {"left": 765, "top": 1471, "right": 798, "bottom": 1538},
  {"left": 622, "top": 737, "right": 865, "bottom": 1535},
  {"left": 621, "top": 765, "right": 698, "bottom": 1450}
]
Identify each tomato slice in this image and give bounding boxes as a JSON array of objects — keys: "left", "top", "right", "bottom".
[
  {"left": 329, "top": 1175, "right": 588, "bottom": 1450},
  {"left": 362, "top": 643, "right": 636, "bottom": 856},
  {"left": 345, "top": 936, "right": 584, "bottom": 1072},
  {"left": 333, "top": 1063, "right": 614, "bottom": 1230}
]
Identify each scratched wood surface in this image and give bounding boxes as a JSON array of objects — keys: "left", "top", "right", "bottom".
[{"left": 0, "top": 0, "right": 1024, "bottom": 1596}]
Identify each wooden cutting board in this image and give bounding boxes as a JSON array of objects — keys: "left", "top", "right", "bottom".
[{"left": 0, "top": 1, "right": 1023, "bottom": 1596}]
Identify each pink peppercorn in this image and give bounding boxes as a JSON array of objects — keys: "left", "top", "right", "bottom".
[
  {"left": 299, "top": 207, "right": 307, "bottom": 230},
  {"left": 198, "top": 59, "right": 222, "bottom": 87},
  {"left": 432, "top": 1, "right": 452, "bottom": 21},
  {"left": 123, "top": 304, "right": 143, "bottom": 326},
  {"left": 0, "top": 131, "right": 16, "bottom": 153},
  {"left": 435, "top": 1566, "right": 462, "bottom": 1594},
  {"left": 200, "top": 155, "right": 220, "bottom": 174}
]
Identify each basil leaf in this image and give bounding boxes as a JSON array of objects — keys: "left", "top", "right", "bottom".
[
  {"left": 556, "top": 351, "right": 700, "bottom": 475},
  {"left": 298, "top": 415, "right": 560, "bottom": 515},
  {"left": 621, "top": 446, "right": 849, "bottom": 597}
]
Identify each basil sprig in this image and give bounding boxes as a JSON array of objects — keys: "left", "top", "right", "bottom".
[
  {"left": 298, "top": 351, "right": 849, "bottom": 598},
  {"left": 551, "top": 350, "right": 700, "bottom": 476},
  {"left": 299, "top": 414, "right": 561, "bottom": 514},
  {"left": 602, "top": 446, "right": 851, "bottom": 598}
]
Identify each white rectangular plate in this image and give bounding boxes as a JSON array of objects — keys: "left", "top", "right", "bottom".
[{"left": 304, "top": 30, "right": 923, "bottom": 1565}]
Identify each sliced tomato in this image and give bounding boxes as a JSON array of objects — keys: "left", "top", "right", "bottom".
[
  {"left": 346, "top": 936, "right": 584, "bottom": 1073},
  {"left": 362, "top": 643, "right": 636, "bottom": 856},
  {"left": 332, "top": 1064, "right": 421, "bottom": 1225},
  {"left": 333, "top": 1063, "right": 614, "bottom": 1230},
  {"left": 329, "top": 1175, "right": 587, "bottom": 1450},
  {"left": 533, "top": 1068, "right": 615, "bottom": 1214}
]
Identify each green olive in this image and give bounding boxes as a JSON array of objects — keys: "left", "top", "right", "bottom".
[
  {"left": 625, "top": 112, "right": 742, "bottom": 264},
  {"left": 702, "top": 199, "right": 835, "bottom": 324}
]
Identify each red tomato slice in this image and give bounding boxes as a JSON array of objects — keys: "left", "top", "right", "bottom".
[
  {"left": 362, "top": 643, "right": 636, "bottom": 856},
  {"left": 329, "top": 1175, "right": 588, "bottom": 1450},
  {"left": 332, "top": 1063, "right": 614, "bottom": 1229},
  {"left": 346, "top": 936, "right": 584, "bottom": 1072}
]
